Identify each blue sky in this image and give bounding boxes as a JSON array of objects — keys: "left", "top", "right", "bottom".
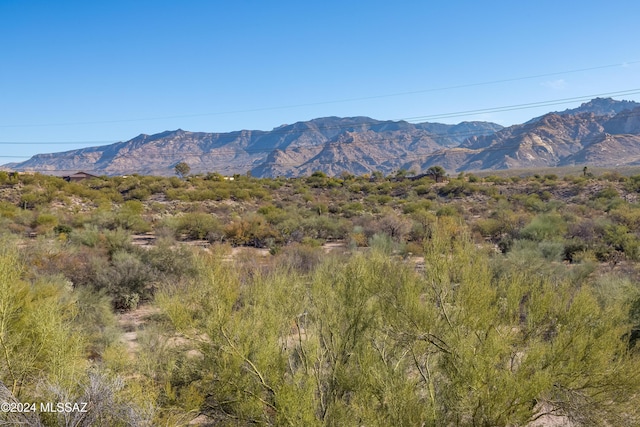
[{"left": 1, "top": 0, "right": 639, "bottom": 163}]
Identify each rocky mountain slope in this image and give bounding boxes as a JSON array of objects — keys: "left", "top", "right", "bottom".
[
  {"left": 5, "top": 97, "right": 640, "bottom": 177},
  {"left": 5, "top": 118, "right": 501, "bottom": 177},
  {"left": 412, "top": 99, "right": 640, "bottom": 172}
]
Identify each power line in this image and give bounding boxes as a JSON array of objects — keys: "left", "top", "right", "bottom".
[
  {"left": 0, "top": 141, "right": 117, "bottom": 145},
  {"left": 0, "top": 60, "right": 637, "bottom": 129},
  {"left": 4, "top": 89, "right": 640, "bottom": 172},
  {"left": 7, "top": 129, "right": 640, "bottom": 175},
  {"left": 2, "top": 87, "right": 639, "bottom": 151},
  {"left": 403, "top": 89, "right": 640, "bottom": 121}
]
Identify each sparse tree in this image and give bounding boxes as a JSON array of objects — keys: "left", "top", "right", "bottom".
[
  {"left": 174, "top": 161, "right": 191, "bottom": 179},
  {"left": 395, "top": 169, "right": 409, "bottom": 178},
  {"left": 426, "top": 165, "right": 447, "bottom": 183},
  {"left": 371, "top": 170, "right": 384, "bottom": 181}
]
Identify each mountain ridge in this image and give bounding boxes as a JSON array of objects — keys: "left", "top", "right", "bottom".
[{"left": 5, "top": 98, "right": 640, "bottom": 177}]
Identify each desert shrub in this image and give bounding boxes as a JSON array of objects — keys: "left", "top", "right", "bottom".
[
  {"left": 115, "top": 200, "right": 151, "bottom": 232},
  {"left": 538, "top": 241, "right": 565, "bottom": 261},
  {"left": 71, "top": 225, "right": 104, "bottom": 248},
  {"left": 594, "top": 185, "right": 620, "bottom": 200},
  {"left": 368, "top": 232, "right": 401, "bottom": 254},
  {"left": 34, "top": 212, "right": 59, "bottom": 234},
  {"left": 473, "top": 218, "right": 505, "bottom": 241},
  {"left": 19, "top": 186, "right": 49, "bottom": 209},
  {"left": 87, "top": 208, "right": 118, "bottom": 230},
  {"left": 602, "top": 223, "right": 640, "bottom": 261},
  {"left": 0, "top": 218, "right": 14, "bottom": 236},
  {"left": 563, "top": 238, "right": 588, "bottom": 263},
  {"left": 601, "top": 171, "right": 625, "bottom": 182},
  {"left": 375, "top": 210, "right": 412, "bottom": 242},
  {"left": 341, "top": 201, "right": 364, "bottom": 217},
  {"left": 249, "top": 187, "right": 270, "bottom": 200},
  {"left": 484, "top": 174, "right": 509, "bottom": 184},
  {"left": 103, "top": 228, "right": 133, "bottom": 255},
  {"left": 54, "top": 224, "right": 73, "bottom": 236},
  {"left": 94, "top": 250, "right": 152, "bottom": 310},
  {"left": 0, "top": 242, "right": 87, "bottom": 396},
  {"left": 309, "top": 202, "right": 328, "bottom": 215},
  {"left": 609, "top": 205, "right": 640, "bottom": 231},
  {"left": 519, "top": 213, "right": 566, "bottom": 241},
  {"left": 164, "top": 188, "right": 185, "bottom": 201},
  {"left": 478, "top": 185, "right": 499, "bottom": 197},
  {"left": 436, "top": 205, "right": 460, "bottom": 217},
  {"left": 224, "top": 213, "right": 277, "bottom": 247},
  {"left": 376, "top": 182, "right": 393, "bottom": 194},
  {"left": 71, "top": 226, "right": 132, "bottom": 256},
  {"left": 275, "top": 244, "right": 324, "bottom": 274},
  {"left": 408, "top": 209, "right": 437, "bottom": 242},
  {"left": 55, "top": 245, "right": 106, "bottom": 288},
  {"left": 522, "top": 193, "right": 546, "bottom": 212},
  {"left": 147, "top": 224, "right": 640, "bottom": 425},
  {"left": 438, "top": 180, "right": 478, "bottom": 197},
  {"left": 367, "top": 194, "right": 392, "bottom": 205},
  {"left": 177, "top": 212, "right": 222, "bottom": 240},
  {"left": 258, "top": 204, "right": 290, "bottom": 225},
  {"left": 404, "top": 240, "right": 424, "bottom": 256},
  {"left": 349, "top": 226, "right": 368, "bottom": 247},
  {"left": 538, "top": 190, "right": 552, "bottom": 201},
  {"left": 232, "top": 188, "right": 250, "bottom": 200},
  {"left": 302, "top": 215, "right": 350, "bottom": 241},
  {"left": 271, "top": 216, "right": 305, "bottom": 243},
  {"left": 0, "top": 202, "right": 18, "bottom": 219},
  {"left": 566, "top": 218, "right": 606, "bottom": 243},
  {"left": 629, "top": 296, "right": 640, "bottom": 349},
  {"left": 414, "top": 184, "right": 431, "bottom": 195},
  {"left": 141, "top": 243, "right": 198, "bottom": 280},
  {"left": 625, "top": 175, "right": 640, "bottom": 192},
  {"left": 73, "top": 286, "right": 120, "bottom": 358},
  {"left": 402, "top": 200, "right": 432, "bottom": 214},
  {"left": 126, "top": 186, "right": 151, "bottom": 201},
  {"left": 191, "top": 188, "right": 227, "bottom": 201}
]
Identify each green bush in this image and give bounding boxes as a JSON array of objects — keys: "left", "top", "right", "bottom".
[
  {"left": 438, "top": 180, "right": 477, "bottom": 197},
  {"left": 95, "top": 250, "right": 152, "bottom": 310},
  {"left": 436, "top": 205, "right": 460, "bottom": 217},
  {"left": 34, "top": 212, "right": 59, "bottom": 234},
  {"left": 519, "top": 213, "right": 566, "bottom": 241},
  {"left": 538, "top": 241, "right": 565, "bottom": 261},
  {"left": 177, "top": 212, "right": 222, "bottom": 240}
]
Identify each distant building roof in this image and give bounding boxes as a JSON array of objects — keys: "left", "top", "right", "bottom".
[{"left": 62, "top": 171, "right": 98, "bottom": 182}]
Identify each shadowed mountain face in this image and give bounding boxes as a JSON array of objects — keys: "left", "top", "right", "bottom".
[{"left": 5, "top": 98, "right": 640, "bottom": 177}]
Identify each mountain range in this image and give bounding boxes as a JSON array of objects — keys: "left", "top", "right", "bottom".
[{"left": 5, "top": 97, "right": 640, "bottom": 177}]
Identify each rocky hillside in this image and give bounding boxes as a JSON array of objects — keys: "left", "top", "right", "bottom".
[
  {"left": 412, "top": 100, "right": 640, "bottom": 172},
  {"left": 5, "top": 98, "right": 640, "bottom": 177},
  {"left": 5, "top": 118, "right": 501, "bottom": 177}
]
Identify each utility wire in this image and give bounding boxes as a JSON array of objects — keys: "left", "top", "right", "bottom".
[
  {"left": 0, "top": 61, "right": 637, "bottom": 129},
  {"left": 2, "top": 87, "right": 639, "bottom": 150},
  {"left": 7, "top": 130, "right": 640, "bottom": 175},
  {"left": 3, "top": 89, "right": 640, "bottom": 168}
]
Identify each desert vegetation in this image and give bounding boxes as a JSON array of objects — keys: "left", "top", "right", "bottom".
[{"left": 2, "top": 168, "right": 640, "bottom": 425}]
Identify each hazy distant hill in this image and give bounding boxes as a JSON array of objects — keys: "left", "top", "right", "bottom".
[{"left": 5, "top": 98, "right": 640, "bottom": 177}]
